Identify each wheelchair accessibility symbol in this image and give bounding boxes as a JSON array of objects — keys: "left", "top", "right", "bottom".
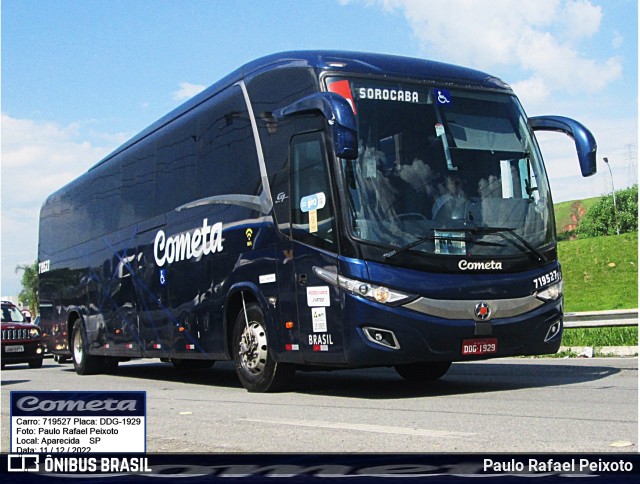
[
  {"left": 435, "top": 89, "right": 452, "bottom": 105},
  {"left": 159, "top": 269, "right": 167, "bottom": 286}
]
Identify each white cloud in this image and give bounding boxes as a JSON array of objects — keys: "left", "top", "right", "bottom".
[
  {"left": 351, "top": 0, "right": 622, "bottom": 103},
  {"left": 511, "top": 76, "right": 550, "bottom": 107},
  {"left": 173, "top": 82, "right": 207, "bottom": 101},
  {"left": 1, "top": 113, "right": 122, "bottom": 295},
  {"left": 612, "top": 30, "right": 623, "bottom": 49},
  {"left": 561, "top": 0, "right": 602, "bottom": 40}
]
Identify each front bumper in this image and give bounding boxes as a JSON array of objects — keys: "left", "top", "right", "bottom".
[
  {"left": 2, "top": 341, "right": 44, "bottom": 365},
  {"left": 342, "top": 293, "right": 563, "bottom": 366}
]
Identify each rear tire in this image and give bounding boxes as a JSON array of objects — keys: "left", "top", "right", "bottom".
[
  {"left": 395, "top": 361, "right": 452, "bottom": 382},
  {"left": 71, "top": 319, "right": 104, "bottom": 375},
  {"left": 28, "top": 359, "right": 44, "bottom": 369},
  {"left": 54, "top": 354, "right": 70, "bottom": 363},
  {"left": 232, "top": 302, "right": 294, "bottom": 392}
]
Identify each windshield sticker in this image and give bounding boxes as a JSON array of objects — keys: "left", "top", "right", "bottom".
[
  {"left": 434, "top": 230, "right": 466, "bottom": 255},
  {"left": 300, "top": 192, "right": 326, "bottom": 213},
  {"left": 435, "top": 123, "right": 445, "bottom": 137},
  {"left": 435, "top": 88, "right": 452, "bottom": 105},
  {"left": 308, "top": 210, "right": 318, "bottom": 233}
]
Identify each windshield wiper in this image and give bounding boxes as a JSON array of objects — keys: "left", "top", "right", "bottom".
[
  {"left": 383, "top": 235, "right": 437, "bottom": 259},
  {"left": 467, "top": 226, "right": 548, "bottom": 262}
]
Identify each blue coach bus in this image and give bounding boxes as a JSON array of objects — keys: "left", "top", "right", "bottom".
[{"left": 38, "top": 51, "right": 596, "bottom": 392}]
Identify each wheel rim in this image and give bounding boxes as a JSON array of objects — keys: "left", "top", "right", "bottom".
[
  {"left": 238, "top": 321, "right": 268, "bottom": 376},
  {"left": 73, "top": 328, "right": 83, "bottom": 365}
]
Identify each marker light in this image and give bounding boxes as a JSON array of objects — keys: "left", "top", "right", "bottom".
[
  {"left": 285, "top": 321, "right": 294, "bottom": 329},
  {"left": 373, "top": 287, "right": 390, "bottom": 304},
  {"left": 535, "top": 280, "right": 563, "bottom": 302}
]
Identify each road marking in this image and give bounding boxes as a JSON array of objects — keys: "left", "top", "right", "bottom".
[
  {"left": 609, "top": 441, "right": 634, "bottom": 448},
  {"left": 239, "top": 417, "right": 476, "bottom": 439}
]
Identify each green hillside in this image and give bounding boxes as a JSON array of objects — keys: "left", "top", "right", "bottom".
[
  {"left": 554, "top": 197, "right": 600, "bottom": 233},
  {"left": 558, "top": 232, "right": 638, "bottom": 312}
]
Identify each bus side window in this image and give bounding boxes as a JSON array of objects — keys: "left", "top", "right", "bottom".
[{"left": 290, "top": 132, "right": 336, "bottom": 250}]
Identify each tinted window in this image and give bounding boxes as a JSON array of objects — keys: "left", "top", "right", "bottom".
[
  {"left": 121, "top": 143, "right": 155, "bottom": 227},
  {"left": 155, "top": 117, "right": 198, "bottom": 213},
  {"left": 290, "top": 132, "right": 336, "bottom": 250},
  {"left": 196, "top": 85, "right": 262, "bottom": 200}
]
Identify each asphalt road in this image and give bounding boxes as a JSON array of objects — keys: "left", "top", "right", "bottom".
[{"left": 1, "top": 356, "right": 637, "bottom": 453}]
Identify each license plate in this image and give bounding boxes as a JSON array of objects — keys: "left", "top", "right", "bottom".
[
  {"left": 5, "top": 345, "right": 25, "bottom": 353},
  {"left": 461, "top": 338, "right": 497, "bottom": 356}
]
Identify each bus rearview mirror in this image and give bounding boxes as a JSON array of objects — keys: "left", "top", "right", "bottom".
[
  {"left": 273, "top": 93, "right": 359, "bottom": 159},
  {"left": 529, "top": 115, "right": 597, "bottom": 177}
]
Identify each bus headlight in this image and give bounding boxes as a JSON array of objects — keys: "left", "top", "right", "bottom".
[
  {"left": 338, "top": 276, "right": 413, "bottom": 304},
  {"left": 312, "top": 266, "right": 415, "bottom": 305},
  {"left": 535, "top": 280, "right": 563, "bottom": 302}
]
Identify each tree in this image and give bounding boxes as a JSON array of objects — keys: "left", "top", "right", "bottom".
[
  {"left": 15, "top": 261, "right": 39, "bottom": 316},
  {"left": 576, "top": 185, "right": 638, "bottom": 238}
]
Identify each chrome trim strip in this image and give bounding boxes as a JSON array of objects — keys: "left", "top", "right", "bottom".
[
  {"left": 236, "top": 80, "right": 273, "bottom": 214},
  {"left": 403, "top": 294, "right": 544, "bottom": 320}
]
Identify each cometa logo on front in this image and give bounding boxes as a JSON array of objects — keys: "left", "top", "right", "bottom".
[{"left": 458, "top": 260, "right": 503, "bottom": 270}]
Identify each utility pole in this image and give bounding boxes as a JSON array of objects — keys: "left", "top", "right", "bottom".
[{"left": 603, "top": 157, "right": 620, "bottom": 235}]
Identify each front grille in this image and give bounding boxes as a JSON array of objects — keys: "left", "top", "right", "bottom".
[{"left": 2, "top": 328, "right": 35, "bottom": 341}]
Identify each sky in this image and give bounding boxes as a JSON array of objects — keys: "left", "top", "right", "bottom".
[{"left": 1, "top": 0, "right": 638, "bottom": 296}]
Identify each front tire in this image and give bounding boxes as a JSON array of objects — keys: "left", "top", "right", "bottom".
[
  {"left": 232, "top": 302, "right": 294, "bottom": 392},
  {"left": 395, "top": 361, "right": 452, "bottom": 382}
]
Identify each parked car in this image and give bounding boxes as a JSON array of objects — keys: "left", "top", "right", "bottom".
[{"left": 1, "top": 301, "right": 44, "bottom": 369}]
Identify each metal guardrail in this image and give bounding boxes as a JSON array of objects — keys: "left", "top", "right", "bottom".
[{"left": 563, "top": 309, "right": 638, "bottom": 329}]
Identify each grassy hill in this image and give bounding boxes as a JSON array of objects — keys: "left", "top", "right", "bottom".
[
  {"left": 554, "top": 196, "right": 600, "bottom": 233},
  {"left": 558, "top": 232, "right": 638, "bottom": 312}
]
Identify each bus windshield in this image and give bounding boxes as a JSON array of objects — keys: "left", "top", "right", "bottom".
[{"left": 330, "top": 78, "right": 554, "bottom": 259}]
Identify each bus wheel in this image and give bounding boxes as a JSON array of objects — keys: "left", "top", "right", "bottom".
[
  {"left": 71, "top": 319, "right": 103, "bottom": 375},
  {"left": 395, "top": 361, "right": 452, "bottom": 382},
  {"left": 232, "top": 302, "right": 294, "bottom": 392},
  {"left": 54, "top": 354, "right": 70, "bottom": 364}
]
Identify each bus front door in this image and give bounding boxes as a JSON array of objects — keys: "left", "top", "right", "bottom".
[{"left": 288, "top": 131, "right": 344, "bottom": 363}]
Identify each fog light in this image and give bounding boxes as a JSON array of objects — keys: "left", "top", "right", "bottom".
[
  {"left": 362, "top": 327, "right": 400, "bottom": 350},
  {"left": 545, "top": 321, "right": 562, "bottom": 342}
]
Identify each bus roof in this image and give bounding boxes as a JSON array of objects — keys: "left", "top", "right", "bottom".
[{"left": 88, "top": 50, "right": 510, "bottom": 172}]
